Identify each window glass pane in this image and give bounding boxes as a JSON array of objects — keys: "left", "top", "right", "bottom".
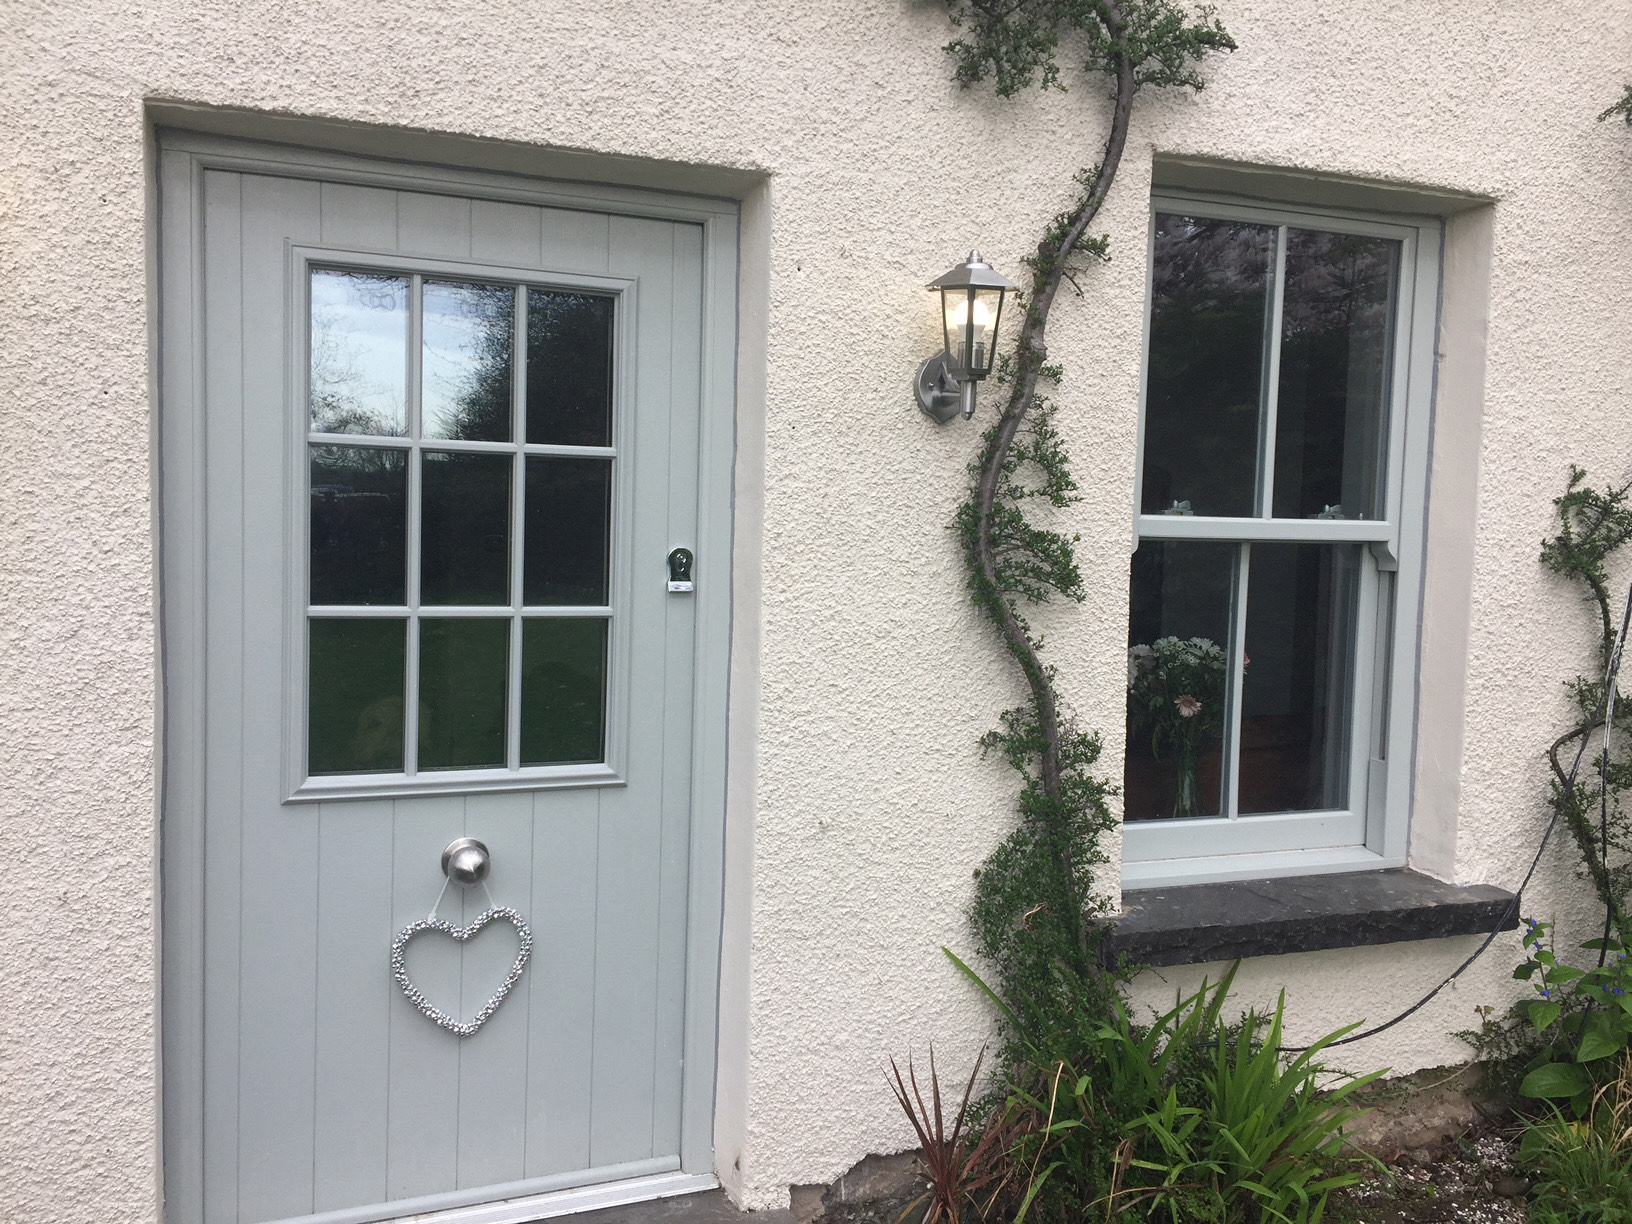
[
  {"left": 524, "top": 457, "right": 611, "bottom": 605},
  {"left": 526, "top": 290, "right": 614, "bottom": 447},
  {"left": 421, "top": 451, "right": 512, "bottom": 605},
  {"left": 418, "top": 618, "right": 509, "bottom": 770},
  {"left": 309, "top": 270, "right": 408, "bottom": 436},
  {"left": 422, "top": 280, "right": 514, "bottom": 442},
  {"left": 310, "top": 446, "right": 406, "bottom": 605},
  {"left": 1125, "top": 541, "right": 1236, "bottom": 821},
  {"left": 1239, "top": 543, "right": 1360, "bottom": 814},
  {"left": 1142, "top": 215, "right": 1274, "bottom": 518},
  {"left": 521, "top": 618, "right": 608, "bottom": 765},
  {"left": 308, "top": 618, "right": 406, "bottom": 775},
  {"left": 1271, "top": 231, "right": 1398, "bottom": 520}
]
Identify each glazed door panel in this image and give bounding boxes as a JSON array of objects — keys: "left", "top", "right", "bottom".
[{"left": 160, "top": 147, "right": 724, "bottom": 1224}]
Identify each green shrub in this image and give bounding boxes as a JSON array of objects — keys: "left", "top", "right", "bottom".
[{"left": 1521, "top": 1054, "right": 1632, "bottom": 1224}]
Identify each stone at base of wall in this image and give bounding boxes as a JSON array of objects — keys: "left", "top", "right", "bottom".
[
  {"left": 1339, "top": 1063, "right": 1513, "bottom": 1160},
  {"left": 790, "top": 1151, "right": 928, "bottom": 1224}
]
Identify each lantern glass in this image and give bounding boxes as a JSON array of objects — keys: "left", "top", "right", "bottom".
[{"left": 940, "top": 285, "right": 1006, "bottom": 379}]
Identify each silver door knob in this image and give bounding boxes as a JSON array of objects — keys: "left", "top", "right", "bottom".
[{"left": 441, "top": 838, "right": 491, "bottom": 886}]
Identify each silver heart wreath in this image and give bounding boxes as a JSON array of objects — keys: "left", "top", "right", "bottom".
[{"left": 391, "top": 906, "right": 533, "bottom": 1038}]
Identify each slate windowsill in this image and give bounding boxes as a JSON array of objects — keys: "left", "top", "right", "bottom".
[{"left": 1102, "top": 869, "right": 1519, "bottom": 968}]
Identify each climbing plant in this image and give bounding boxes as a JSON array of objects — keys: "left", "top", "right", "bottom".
[
  {"left": 937, "top": 0, "right": 1233, "bottom": 1065},
  {"left": 1603, "top": 85, "right": 1632, "bottom": 125}
]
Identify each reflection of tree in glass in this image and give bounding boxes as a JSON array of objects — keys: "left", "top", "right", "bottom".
[
  {"left": 423, "top": 281, "right": 515, "bottom": 442},
  {"left": 1274, "top": 231, "right": 1397, "bottom": 518},
  {"left": 310, "top": 272, "right": 408, "bottom": 436},
  {"left": 1143, "top": 217, "right": 1274, "bottom": 515},
  {"left": 527, "top": 291, "right": 614, "bottom": 447}
]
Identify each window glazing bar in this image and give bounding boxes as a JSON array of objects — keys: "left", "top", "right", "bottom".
[
  {"left": 507, "top": 283, "right": 527, "bottom": 773},
  {"left": 1136, "top": 516, "right": 1392, "bottom": 542},
  {"left": 1254, "top": 225, "right": 1289, "bottom": 518},
  {"left": 403, "top": 273, "right": 424, "bottom": 778},
  {"left": 1221, "top": 542, "right": 1252, "bottom": 820}
]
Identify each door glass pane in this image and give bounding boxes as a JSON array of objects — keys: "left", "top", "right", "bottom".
[
  {"left": 310, "top": 446, "right": 406, "bottom": 605},
  {"left": 1239, "top": 543, "right": 1360, "bottom": 814},
  {"left": 1142, "top": 215, "right": 1275, "bottom": 518},
  {"left": 1271, "top": 231, "right": 1398, "bottom": 521},
  {"left": 524, "top": 457, "right": 611, "bottom": 605},
  {"left": 526, "top": 290, "right": 614, "bottom": 447},
  {"left": 418, "top": 618, "right": 509, "bottom": 770},
  {"left": 309, "top": 270, "right": 408, "bottom": 436},
  {"left": 1125, "top": 541, "right": 1236, "bottom": 821},
  {"left": 421, "top": 452, "right": 511, "bottom": 605},
  {"left": 422, "top": 280, "right": 515, "bottom": 442},
  {"left": 308, "top": 618, "right": 406, "bottom": 774},
  {"left": 521, "top": 618, "right": 608, "bottom": 765}
]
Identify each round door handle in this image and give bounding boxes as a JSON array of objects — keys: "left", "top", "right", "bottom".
[{"left": 441, "top": 838, "right": 491, "bottom": 886}]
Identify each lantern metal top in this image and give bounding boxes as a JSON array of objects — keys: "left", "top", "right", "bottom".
[{"left": 928, "top": 250, "right": 1020, "bottom": 293}]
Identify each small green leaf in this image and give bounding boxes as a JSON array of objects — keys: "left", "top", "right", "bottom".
[
  {"left": 1575, "top": 1012, "right": 1627, "bottom": 1063},
  {"left": 1527, "top": 1000, "right": 1563, "bottom": 1032},
  {"left": 1521, "top": 1061, "right": 1591, "bottom": 1099}
]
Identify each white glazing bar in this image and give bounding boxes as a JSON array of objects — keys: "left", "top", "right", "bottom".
[
  {"left": 1255, "top": 225, "right": 1289, "bottom": 518},
  {"left": 404, "top": 273, "right": 424, "bottom": 777},
  {"left": 506, "top": 284, "right": 527, "bottom": 773},
  {"left": 308, "top": 431, "right": 414, "bottom": 449},
  {"left": 1221, "top": 543, "right": 1252, "bottom": 820},
  {"left": 310, "top": 603, "right": 614, "bottom": 618},
  {"left": 1137, "top": 516, "right": 1391, "bottom": 543}
]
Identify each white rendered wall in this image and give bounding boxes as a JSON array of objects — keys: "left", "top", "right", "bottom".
[{"left": 1, "top": 2, "right": 1630, "bottom": 1218}]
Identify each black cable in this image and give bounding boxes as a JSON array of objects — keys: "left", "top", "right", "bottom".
[{"left": 1273, "top": 582, "right": 1632, "bottom": 1055}]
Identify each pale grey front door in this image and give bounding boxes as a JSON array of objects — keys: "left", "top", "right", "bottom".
[{"left": 159, "top": 135, "right": 735, "bottom": 1224}]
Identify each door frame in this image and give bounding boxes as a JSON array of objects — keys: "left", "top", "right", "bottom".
[{"left": 156, "top": 128, "right": 740, "bottom": 1223}]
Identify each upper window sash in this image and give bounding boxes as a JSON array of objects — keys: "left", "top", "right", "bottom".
[{"left": 1135, "top": 196, "right": 1431, "bottom": 568}]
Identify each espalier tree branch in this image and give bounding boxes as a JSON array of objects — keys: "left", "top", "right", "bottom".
[
  {"left": 938, "top": 0, "right": 1232, "bottom": 1035},
  {"left": 1602, "top": 83, "right": 1632, "bottom": 124}
]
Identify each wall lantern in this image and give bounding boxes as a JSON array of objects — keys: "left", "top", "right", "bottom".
[{"left": 914, "top": 250, "right": 1019, "bottom": 424}]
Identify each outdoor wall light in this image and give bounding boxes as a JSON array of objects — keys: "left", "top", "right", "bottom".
[{"left": 915, "top": 250, "right": 1019, "bottom": 424}]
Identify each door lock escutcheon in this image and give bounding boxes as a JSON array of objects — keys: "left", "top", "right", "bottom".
[{"left": 667, "top": 548, "right": 695, "bottom": 593}]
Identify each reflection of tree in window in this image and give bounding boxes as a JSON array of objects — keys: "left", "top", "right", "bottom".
[
  {"left": 527, "top": 291, "right": 614, "bottom": 447},
  {"left": 1273, "top": 232, "right": 1397, "bottom": 520},
  {"left": 309, "top": 271, "right": 408, "bottom": 437},
  {"left": 1143, "top": 217, "right": 1273, "bottom": 517},
  {"left": 423, "top": 281, "right": 514, "bottom": 442}
]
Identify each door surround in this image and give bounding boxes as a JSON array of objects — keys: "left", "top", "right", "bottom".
[{"left": 156, "top": 128, "right": 741, "bottom": 1224}]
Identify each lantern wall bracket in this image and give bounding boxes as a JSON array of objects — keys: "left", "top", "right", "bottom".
[{"left": 915, "top": 352, "right": 974, "bottom": 424}]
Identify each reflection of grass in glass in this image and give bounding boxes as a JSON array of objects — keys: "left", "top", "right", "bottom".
[
  {"left": 309, "top": 619, "right": 406, "bottom": 774},
  {"left": 419, "top": 620, "right": 509, "bottom": 770},
  {"left": 521, "top": 619, "right": 607, "bottom": 765}
]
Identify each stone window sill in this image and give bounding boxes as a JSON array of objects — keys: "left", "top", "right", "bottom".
[{"left": 1102, "top": 869, "right": 1519, "bottom": 968}]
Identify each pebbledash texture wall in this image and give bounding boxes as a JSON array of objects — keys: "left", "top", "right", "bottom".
[{"left": 2, "top": 1, "right": 1631, "bottom": 1219}]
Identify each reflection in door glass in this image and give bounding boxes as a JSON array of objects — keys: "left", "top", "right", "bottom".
[
  {"left": 524, "top": 457, "right": 611, "bottom": 605},
  {"left": 418, "top": 619, "right": 509, "bottom": 770},
  {"left": 423, "top": 281, "right": 515, "bottom": 442},
  {"left": 310, "top": 270, "right": 408, "bottom": 436},
  {"left": 308, "top": 618, "right": 406, "bottom": 774},
  {"left": 1272, "top": 231, "right": 1397, "bottom": 521},
  {"left": 1239, "top": 543, "right": 1359, "bottom": 813},
  {"left": 421, "top": 452, "right": 512, "bottom": 605},
  {"left": 527, "top": 290, "right": 614, "bottom": 446},
  {"left": 1142, "top": 216, "right": 1274, "bottom": 517},
  {"left": 1125, "top": 541, "right": 1236, "bottom": 821},
  {"left": 309, "top": 446, "right": 406, "bottom": 605},
  {"left": 521, "top": 618, "right": 607, "bottom": 765}
]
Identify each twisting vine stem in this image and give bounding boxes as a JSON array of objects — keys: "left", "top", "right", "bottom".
[{"left": 937, "top": 1, "right": 1233, "bottom": 1054}]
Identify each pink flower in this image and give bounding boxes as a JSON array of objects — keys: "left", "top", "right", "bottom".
[{"left": 1175, "top": 695, "right": 1202, "bottom": 718}]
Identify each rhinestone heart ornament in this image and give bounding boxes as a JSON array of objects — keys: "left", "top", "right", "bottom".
[{"left": 391, "top": 906, "right": 533, "bottom": 1038}]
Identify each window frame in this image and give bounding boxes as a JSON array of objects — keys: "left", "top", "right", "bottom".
[
  {"left": 281, "top": 245, "right": 639, "bottom": 804},
  {"left": 1123, "top": 192, "right": 1442, "bottom": 887}
]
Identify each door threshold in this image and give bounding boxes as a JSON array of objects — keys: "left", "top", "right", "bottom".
[{"left": 395, "top": 1173, "right": 721, "bottom": 1224}]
